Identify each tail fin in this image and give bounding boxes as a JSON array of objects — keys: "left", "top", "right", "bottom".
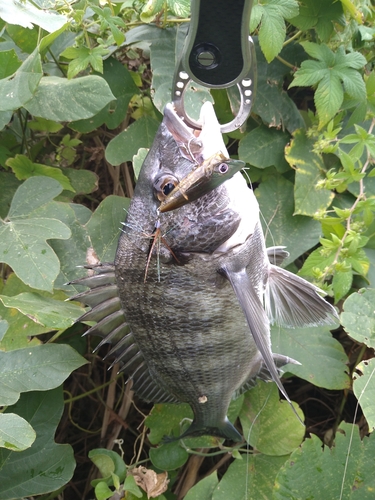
[
  {"left": 163, "top": 417, "right": 242, "bottom": 443},
  {"left": 265, "top": 265, "right": 339, "bottom": 328}
]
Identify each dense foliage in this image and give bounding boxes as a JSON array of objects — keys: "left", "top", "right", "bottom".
[{"left": 0, "top": 0, "right": 375, "bottom": 499}]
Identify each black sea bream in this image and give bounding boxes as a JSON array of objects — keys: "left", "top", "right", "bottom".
[{"left": 72, "top": 102, "right": 338, "bottom": 441}]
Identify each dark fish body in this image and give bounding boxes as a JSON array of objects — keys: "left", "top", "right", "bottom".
[{"left": 73, "top": 103, "right": 338, "bottom": 441}]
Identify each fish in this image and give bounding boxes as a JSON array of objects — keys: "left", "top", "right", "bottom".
[{"left": 70, "top": 101, "right": 338, "bottom": 442}]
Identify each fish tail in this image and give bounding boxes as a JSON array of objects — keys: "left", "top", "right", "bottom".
[{"left": 163, "top": 417, "right": 242, "bottom": 443}]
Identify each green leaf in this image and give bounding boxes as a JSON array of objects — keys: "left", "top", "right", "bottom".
[
  {"left": 123, "top": 475, "right": 143, "bottom": 498},
  {"left": 0, "top": 388, "right": 76, "bottom": 499},
  {"left": 255, "top": 174, "right": 322, "bottom": 265},
  {"left": 0, "top": 343, "right": 87, "bottom": 406},
  {"left": 70, "top": 57, "right": 139, "bottom": 133},
  {"left": 0, "top": 171, "right": 22, "bottom": 219},
  {"left": 86, "top": 195, "right": 130, "bottom": 262},
  {"left": 0, "top": 274, "right": 49, "bottom": 351},
  {"left": 271, "top": 325, "right": 349, "bottom": 390},
  {"left": 0, "top": 320, "right": 8, "bottom": 342},
  {"left": 94, "top": 481, "right": 114, "bottom": 500},
  {"left": 0, "top": 110, "right": 12, "bottom": 131},
  {"left": 0, "top": 49, "right": 22, "bottom": 79},
  {"left": 212, "top": 454, "right": 288, "bottom": 500},
  {"left": 0, "top": 413, "right": 36, "bottom": 451},
  {"left": 332, "top": 269, "right": 353, "bottom": 302},
  {"left": 89, "top": 449, "right": 127, "bottom": 483},
  {"left": 255, "top": 0, "right": 299, "bottom": 62},
  {"left": 341, "top": 289, "right": 375, "bottom": 349},
  {"left": 149, "top": 441, "right": 189, "bottom": 471},
  {"left": 240, "top": 381, "right": 304, "bottom": 454},
  {"left": 285, "top": 129, "right": 335, "bottom": 215},
  {"left": 184, "top": 472, "right": 218, "bottom": 500},
  {"left": 0, "top": 292, "right": 85, "bottom": 329},
  {"left": 105, "top": 115, "right": 160, "bottom": 166},
  {"left": 0, "top": 0, "right": 67, "bottom": 32},
  {"left": 146, "top": 403, "right": 193, "bottom": 445},
  {"left": 62, "top": 46, "right": 109, "bottom": 79},
  {"left": 24, "top": 75, "right": 115, "bottom": 122},
  {"left": 6, "top": 154, "right": 74, "bottom": 191},
  {"left": 288, "top": 0, "right": 345, "bottom": 42},
  {"left": 353, "top": 358, "right": 375, "bottom": 433},
  {"left": 274, "top": 423, "right": 375, "bottom": 499},
  {"left": 133, "top": 148, "right": 149, "bottom": 181},
  {"left": 0, "top": 177, "right": 71, "bottom": 292},
  {"left": 238, "top": 126, "right": 290, "bottom": 171},
  {"left": 0, "top": 49, "right": 42, "bottom": 112}
]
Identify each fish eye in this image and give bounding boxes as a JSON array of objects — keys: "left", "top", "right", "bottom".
[
  {"left": 154, "top": 174, "right": 179, "bottom": 201},
  {"left": 218, "top": 163, "right": 229, "bottom": 174}
]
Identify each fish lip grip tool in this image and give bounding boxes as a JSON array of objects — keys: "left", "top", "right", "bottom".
[{"left": 172, "top": 0, "right": 256, "bottom": 133}]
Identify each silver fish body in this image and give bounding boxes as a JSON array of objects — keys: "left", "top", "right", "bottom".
[{"left": 72, "top": 102, "right": 338, "bottom": 441}]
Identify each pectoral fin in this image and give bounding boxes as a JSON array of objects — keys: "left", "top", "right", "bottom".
[
  {"left": 221, "top": 266, "right": 303, "bottom": 423},
  {"left": 265, "top": 265, "right": 339, "bottom": 327}
]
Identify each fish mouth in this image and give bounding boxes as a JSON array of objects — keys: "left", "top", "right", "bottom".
[{"left": 163, "top": 102, "right": 229, "bottom": 163}]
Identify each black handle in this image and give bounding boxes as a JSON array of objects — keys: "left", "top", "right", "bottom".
[{"left": 184, "top": 0, "right": 253, "bottom": 87}]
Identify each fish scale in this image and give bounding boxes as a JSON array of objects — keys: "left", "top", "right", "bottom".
[{"left": 71, "top": 102, "right": 338, "bottom": 441}]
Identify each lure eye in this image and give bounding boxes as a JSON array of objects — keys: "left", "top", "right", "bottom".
[
  {"left": 154, "top": 174, "right": 179, "bottom": 201},
  {"left": 218, "top": 163, "right": 229, "bottom": 174}
]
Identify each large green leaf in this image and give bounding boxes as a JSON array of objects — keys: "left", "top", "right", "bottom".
[
  {"left": 286, "top": 129, "right": 334, "bottom": 216},
  {"left": 353, "top": 358, "right": 375, "bottom": 433},
  {"left": 149, "top": 441, "right": 189, "bottom": 471},
  {"left": 0, "top": 292, "right": 85, "bottom": 329},
  {"left": 0, "top": 0, "right": 67, "bottom": 32},
  {"left": 255, "top": 174, "right": 322, "bottom": 265},
  {"left": 212, "top": 454, "right": 288, "bottom": 500},
  {"left": 0, "top": 177, "right": 71, "bottom": 292},
  {"left": 341, "top": 289, "right": 375, "bottom": 349},
  {"left": 0, "top": 49, "right": 42, "bottom": 112},
  {"left": 184, "top": 472, "right": 218, "bottom": 500},
  {"left": 0, "top": 343, "right": 87, "bottom": 406},
  {"left": 271, "top": 325, "right": 349, "bottom": 390},
  {"left": 0, "top": 49, "right": 22, "bottom": 79},
  {"left": 0, "top": 274, "right": 49, "bottom": 351},
  {"left": 239, "top": 126, "right": 290, "bottom": 171},
  {"left": 70, "top": 57, "right": 140, "bottom": 133},
  {"left": 274, "top": 423, "right": 375, "bottom": 499},
  {"left": 0, "top": 388, "right": 76, "bottom": 499},
  {"left": 105, "top": 115, "right": 160, "bottom": 166},
  {"left": 0, "top": 413, "right": 36, "bottom": 452},
  {"left": 24, "top": 75, "right": 115, "bottom": 122},
  {"left": 239, "top": 381, "right": 305, "bottom": 455},
  {"left": 86, "top": 195, "right": 130, "bottom": 262}
]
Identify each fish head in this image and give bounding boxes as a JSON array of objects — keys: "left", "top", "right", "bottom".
[{"left": 123, "top": 102, "right": 254, "bottom": 255}]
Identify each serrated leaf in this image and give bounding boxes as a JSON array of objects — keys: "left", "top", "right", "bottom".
[
  {"left": 86, "top": 195, "right": 130, "bottom": 262},
  {"left": 0, "top": 413, "right": 36, "bottom": 451},
  {"left": 0, "top": 388, "right": 76, "bottom": 499},
  {"left": 0, "top": 292, "right": 85, "bottom": 329},
  {"left": 271, "top": 325, "right": 349, "bottom": 390},
  {"left": 105, "top": 115, "right": 160, "bottom": 166},
  {"left": 6, "top": 154, "right": 74, "bottom": 191},
  {"left": 285, "top": 129, "right": 334, "bottom": 215},
  {"left": 0, "top": 49, "right": 42, "bottom": 112},
  {"left": 0, "top": 0, "right": 67, "bottom": 31},
  {"left": 24, "top": 75, "right": 115, "bottom": 122},
  {"left": 0, "top": 177, "right": 71, "bottom": 292},
  {"left": 353, "top": 358, "right": 375, "bottom": 433},
  {"left": 238, "top": 126, "right": 290, "bottom": 171},
  {"left": 341, "top": 289, "right": 375, "bottom": 349},
  {"left": 212, "top": 453, "right": 288, "bottom": 500},
  {"left": 255, "top": 174, "right": 322, "bottom": 265},
  {"left": 0, "top": 343, "right": 87, "bottom": 406},
  {"left": 315, "top": 72, "right": 344, "bottom": 128},
  {"left": 240, "top": 381, "right": 304, "bottom": 454},
  {"left": 274, "top": 423, "right": 375, "bottom": 499}
]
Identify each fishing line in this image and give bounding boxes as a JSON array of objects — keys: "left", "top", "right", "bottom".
[{"left": 339, "top": 362, "right": 375, "bottom": 500}]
